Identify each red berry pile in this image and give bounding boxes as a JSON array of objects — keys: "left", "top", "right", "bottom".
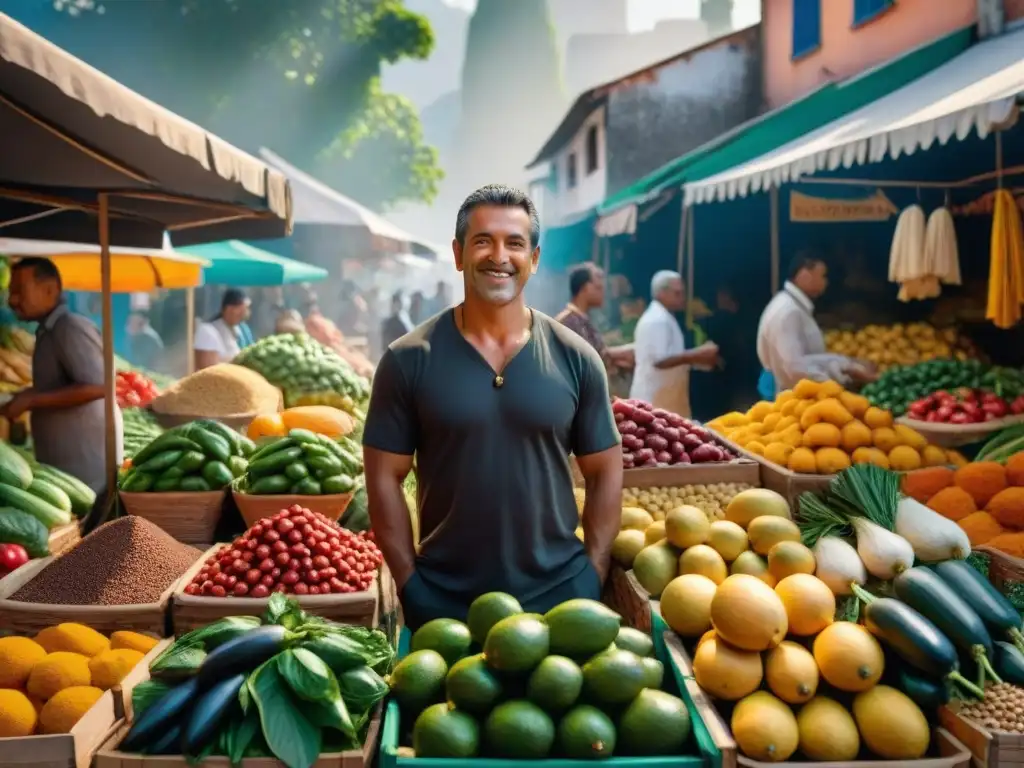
[{"left": 184, "top": 505, "right": 382, "bottom": 599}]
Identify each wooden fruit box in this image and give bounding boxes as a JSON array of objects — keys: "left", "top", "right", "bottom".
[
  {"left": 665, "top": 628, "right": 972, "bottom": 768},
  {"left": 712, "top": 432, "right": 833, "bottom": 508},
  {"left": 170, "top": 545, "right": 381, "bottom": 634},
  {"left": 604, "top": 564, "right": 653, "bottom": 632},
  {"left": 0, "top": 638, "right": 169, "bottom": 768},
  {"left": 94, "top": 703, "right": 382, "bottom": 768},
  {"left": 570, "top": 455, "right": 758, "bottom": 489},
  {"left": 0, "top": 554, "right": 186, "bottom": 636},
  {"left": 940, "top": 694, "right": 1024, "bottom": 768},
  {"left": 48, "top": 521, "right": 81, "bottom": 556}
]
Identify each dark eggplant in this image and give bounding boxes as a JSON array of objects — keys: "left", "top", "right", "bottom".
[
  {"left": 896, "top": 668, "right": 950, "bottom": 711},
  {"left": 852, "top": 586, "right": 983, "bottom": 698},
  {"left": 182, "top": 673, "right": 246, "bottom": 755},
  {"left": 932, "top": 560, "right": 1024, "bottom": 652},
  {"left": 146, "top": 724, "right": 183, "bottom": 756},
  {"left": 196, "top": 624, "right": 287, "bottom": 689},
  {"left": 894, "top": 567, "right": 1002, "bottom": 684},
  {"left": 121, "top": 677, "right": 200, "bottom": 753},
  {"left": 994, "top": 641, "right": 1024, "bottom": 686}
]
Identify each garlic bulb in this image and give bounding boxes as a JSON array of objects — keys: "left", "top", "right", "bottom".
[
  {"left": 895, "top": 496, "right": 971, "bottom": 562},
  {"left": 852, "top": 518, "right": 915, "bottom": 579},
  {"left": 813, "top": 536, "right": 867, "bottom": 595}
]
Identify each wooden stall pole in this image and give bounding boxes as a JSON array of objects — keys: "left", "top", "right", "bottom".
[
  {"left": 98, "top": 193, "right": 117, "bottom": 499},
  {"left": 770, "top": 186, "right": 781, "bottom": 293},
  {"left": 685, "top": 203, "right": 695, "bottom": 327},
  {"left": 185, "top": 286, "right": 195, "bottom": 375}
]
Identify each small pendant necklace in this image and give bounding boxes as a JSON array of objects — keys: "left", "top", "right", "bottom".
[{"left": 456, "top": 306, "right": 533, "bottom": 388}]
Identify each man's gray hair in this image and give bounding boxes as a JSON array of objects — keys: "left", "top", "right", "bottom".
[
  {"left": 650, "top": 270, "right": 682, "bottom": 298},
  {"left": 455, "top": 184, "right": 541, "bottom": 248}
]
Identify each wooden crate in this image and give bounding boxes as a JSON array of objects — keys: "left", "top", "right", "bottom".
[
  {"left": 0, "top": 638, "right": 167, "bottom": 768},
  {"left": 119, "top": 490, "right": 225, "bottom": 547},
  {"left": 0, "top": 555, "right": 183, "bottom": 636},
  {"left": 48, "top": 522, "right": 81, "bottom": 556},
  {"left": 604, "top": 565, "right": 652, "bottom": 632},
  {"left": 93, "top": 704, "right": 382, "bottom": 768},
  {"left": 170, "top": 545, "right": 380, "bottom": 634},
  {"left": 978, "top": 545, "right": 1024, "bottom": 592},
  {"left": 940, "top": 698, "right": 1024, "bottom": 768},
  {"left": 666, "top": 630, "right": 972, "bottom": 768},
  {"left": 571, "top": 455, "right": 758, "bottom": 489},
  {"left": 713, "top": 432, "right": 832, "bottom": 508}
]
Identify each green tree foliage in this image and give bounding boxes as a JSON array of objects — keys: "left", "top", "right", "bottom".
[
  {"left": 456, "top": 0, "right": 564, "bottom": 188},
  {"left": 41, "top": 0, "right": 442, "bottom": 208},
  {"left": 701, "top": 0, "right": 735, "bottom": 38}
]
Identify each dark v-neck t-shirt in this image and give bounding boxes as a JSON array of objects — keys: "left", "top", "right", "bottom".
[{"left": 363, "top": 308, "right": 620, "bottom": 604}]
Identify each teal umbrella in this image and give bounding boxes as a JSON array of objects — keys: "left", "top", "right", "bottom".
[{"left": 180, "top": 240, "right": 328, "bottom": 285}]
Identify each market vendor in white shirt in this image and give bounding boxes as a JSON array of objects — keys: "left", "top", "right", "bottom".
[
  {"left": 756, "top": 256, "right": 877, "bottom": 398},
  {"left": 630, "top": 270, "right": 720, "bottom": 417},
  {"left": 194, "top": 288, "right": 250, "bottom": 370}
]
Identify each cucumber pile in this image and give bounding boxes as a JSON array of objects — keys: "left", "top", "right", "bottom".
[
  {"left": 236, "top": 431, "right": 363, "bottom": 497},
  {"left": 119, "top": 420, "right": 255, "bottom": 493}
]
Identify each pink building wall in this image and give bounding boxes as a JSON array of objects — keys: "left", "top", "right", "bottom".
[{"left": 762, "top": 0, "right": 978, "bottom": 109}]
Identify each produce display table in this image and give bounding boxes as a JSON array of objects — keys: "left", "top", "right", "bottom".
[
  {"left": 0, "top": 637, "right": 168, "bottom": 768},
  {"left": 169, "top": 544, "right": 383, "bottom": 633},
  {"left": 0, "top": 554, "right": 178, "bottom": 636},
  {"left": 604, "top": 565, "right": 654, "bottom": 632},
  {"left": 378, "top": 621, "right": 722, "bottom": 768},
  {"left": 712, "top": 433, "right": 832, "bottom": 508},
  {"left": 666, "top": 622, "right": 972, "bottom": 768}
]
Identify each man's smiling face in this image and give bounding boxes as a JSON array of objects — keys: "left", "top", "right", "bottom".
[{"left": 454, "top": 204, "right": 538, "bottom": 306}]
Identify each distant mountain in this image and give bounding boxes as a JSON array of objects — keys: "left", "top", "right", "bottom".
[{"left": 381, "top": 0, "right": 470, "bottom": 111}]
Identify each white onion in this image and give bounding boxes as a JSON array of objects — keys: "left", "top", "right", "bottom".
[
  {"left": 895, "top": 496, "right": 971, "bottom": 562},
  {"left": 813, "top": 536, "right": 867, "bottom": 595},
  {"left": 852, "top": 518, "right": 915, "bottom": 579}
]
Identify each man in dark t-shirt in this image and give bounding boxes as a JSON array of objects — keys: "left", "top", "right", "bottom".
[{"left": 363, "top": 185, "right": 623, "bottom": 630}]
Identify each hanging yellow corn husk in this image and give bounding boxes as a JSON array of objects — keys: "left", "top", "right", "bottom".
[{"left": 986, "top": 189, "right": 1024, "bottom": 329}]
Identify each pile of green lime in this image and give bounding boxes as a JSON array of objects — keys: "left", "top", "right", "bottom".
[{"left": 388, "top": 594, "right": 692, "bottom": 760}]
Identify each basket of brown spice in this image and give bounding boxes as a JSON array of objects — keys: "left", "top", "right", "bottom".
[
  {"left": 148, "top": 363, "right": 282, "bottom": 430},
  {"left": 0, "top": 516, "right": 203, "bottom": 636}
]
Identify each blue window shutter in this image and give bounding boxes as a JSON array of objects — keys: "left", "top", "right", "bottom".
[
  {"left": 792, "top": 0, "right": 821, "bottom": 59},
  {"left": 853, "top": 0, "right": 893, "bottom": 25}
]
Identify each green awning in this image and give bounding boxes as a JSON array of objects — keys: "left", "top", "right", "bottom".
[
  {"left": 596, "top": 25, "right": 972, "bottom": 223},
  {"left": 180, "top": 240, "right": 329, "bottom": 286}
]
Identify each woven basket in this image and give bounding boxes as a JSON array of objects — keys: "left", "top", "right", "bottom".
[
  {"left": 896, "top": 414, "right": 1024, "bottom": 448},
  {"left": 119, "top": 490, "right": 226, "bottom": 547},
  {"left": 232, "top": 489, "right": 355, "bottom": 528}
]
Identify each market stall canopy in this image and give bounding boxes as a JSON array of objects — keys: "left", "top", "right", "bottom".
[
  {"left": 180, "top": 239, "right": 329, "bottom": 286},
  {"left": 0, "top": 237, "right": 208, "bottom": 292},
  {"left": 0, "top": 13, "right": 292, "bottom": 247},
  {"left": 593, "top": 26, "right": 972, "bottom": 234},
  {"left": 259, "top": 147, "right": 439, "bottom": 258},
  {"left": 684, "top": 26, "right": 1024, "bottom": 205}
]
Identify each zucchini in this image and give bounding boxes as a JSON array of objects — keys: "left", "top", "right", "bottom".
[
  {"left": 179, "top": 476, "right": 212, "bottom": 492},
  {"left": 896, "top": 668, "right": 950, "bottom": 710},
  {"left": 190, "top": 428, "right": 231, "bottom": 463},
  {"left": 894, "top": 567, "right": 1001, "bottom": 683},
  {"left": 0, "top": 441, "right": 33, "bottom": 489},
  {"left": 249, "top": 474, "right": 291, "bottom": 495},
  {"left": 201, "top": 461, "right": 234, "bottom": 489},
  {"left": 175, "top": 451, "right": 208, "bottom": 474},
  {"left": 932, "top": 560, "right": 1024, "bottom": 652},
  {"left": 120, "top": 471, "right": 154, "bottom": 493},
  {"left": 853, "top": 586, "right": 982, "bottom": 697},
  {"left": 34, "top": 465, "right": 95, "bottom": 516},
  {"left": 196, "top": 420, "right": 243, "bottom": 456},
  {"left": 247, "top": 437, "right": 296, "bottom": 463},
  {"left": 121, "top": 677, "right": 200, "bottom": 752},
  {"left": 0, "top": 507, "right": 50, "bottom": 557},
  {"left": 227, "top": 455, "right": 248, "bottom": 478},
  {"left": 994, "top": 641, "right": 1024, "bottom": 686},
  {"left": 138, "top": 450, "right": 184, "bottom": 474},
  {"left": 131, "top": 434, "right": 203, "bottom": 465},
  {"left": 196, "top": 625, "right": 288, "bottom": 690},
  {"left": 0, "top": 482, "right": 70, "bottom": 528},
  {"left": 248, "top": 446, "right": 304, "bottom": 478},
  {"left": 238, "top": 436, "right": 257, "bottom": 457},
  {"left": 27, "top": 478, "right": 72, "bottom": 514},
  {"left": 182, "top": 672, "right": 246, "bottom": 755}
]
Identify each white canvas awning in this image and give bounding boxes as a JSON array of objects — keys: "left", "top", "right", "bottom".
[
  {"left": 259, "top": 147, "right": 439, "bottom": 257},
  {"left": 685, "top": 27, "right": 1024, "bottom": 205}
]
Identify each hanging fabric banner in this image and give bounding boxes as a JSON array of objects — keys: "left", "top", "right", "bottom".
[{"left": 789, "top": 189, "right": 898, "bottom": 222}]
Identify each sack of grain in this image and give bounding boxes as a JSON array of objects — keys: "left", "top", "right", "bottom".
[{"left": 151, "top": 363, "right": 282, "bottom": 416}]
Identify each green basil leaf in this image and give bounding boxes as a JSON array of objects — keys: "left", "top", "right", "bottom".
[
  {"left": 150, "top": 638, "right": 206, "bottom": 681},
  {"left": 250, "top": 659, "right": 321, "bottom": 768},
  {"left": 130, "top": 679, "right": 171, "bottom": 719},
  {"left": 338, "top": 665, "right": 389, "bottom": 715},
  {"left": 263, "top": 592, "right": 292, "bottom": 625},
  {"left": 303, "top": 692, "right": 356, "bottom": 741},
  {"left": 278, "top": 648, "right": 336, "bottom": 702}
]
